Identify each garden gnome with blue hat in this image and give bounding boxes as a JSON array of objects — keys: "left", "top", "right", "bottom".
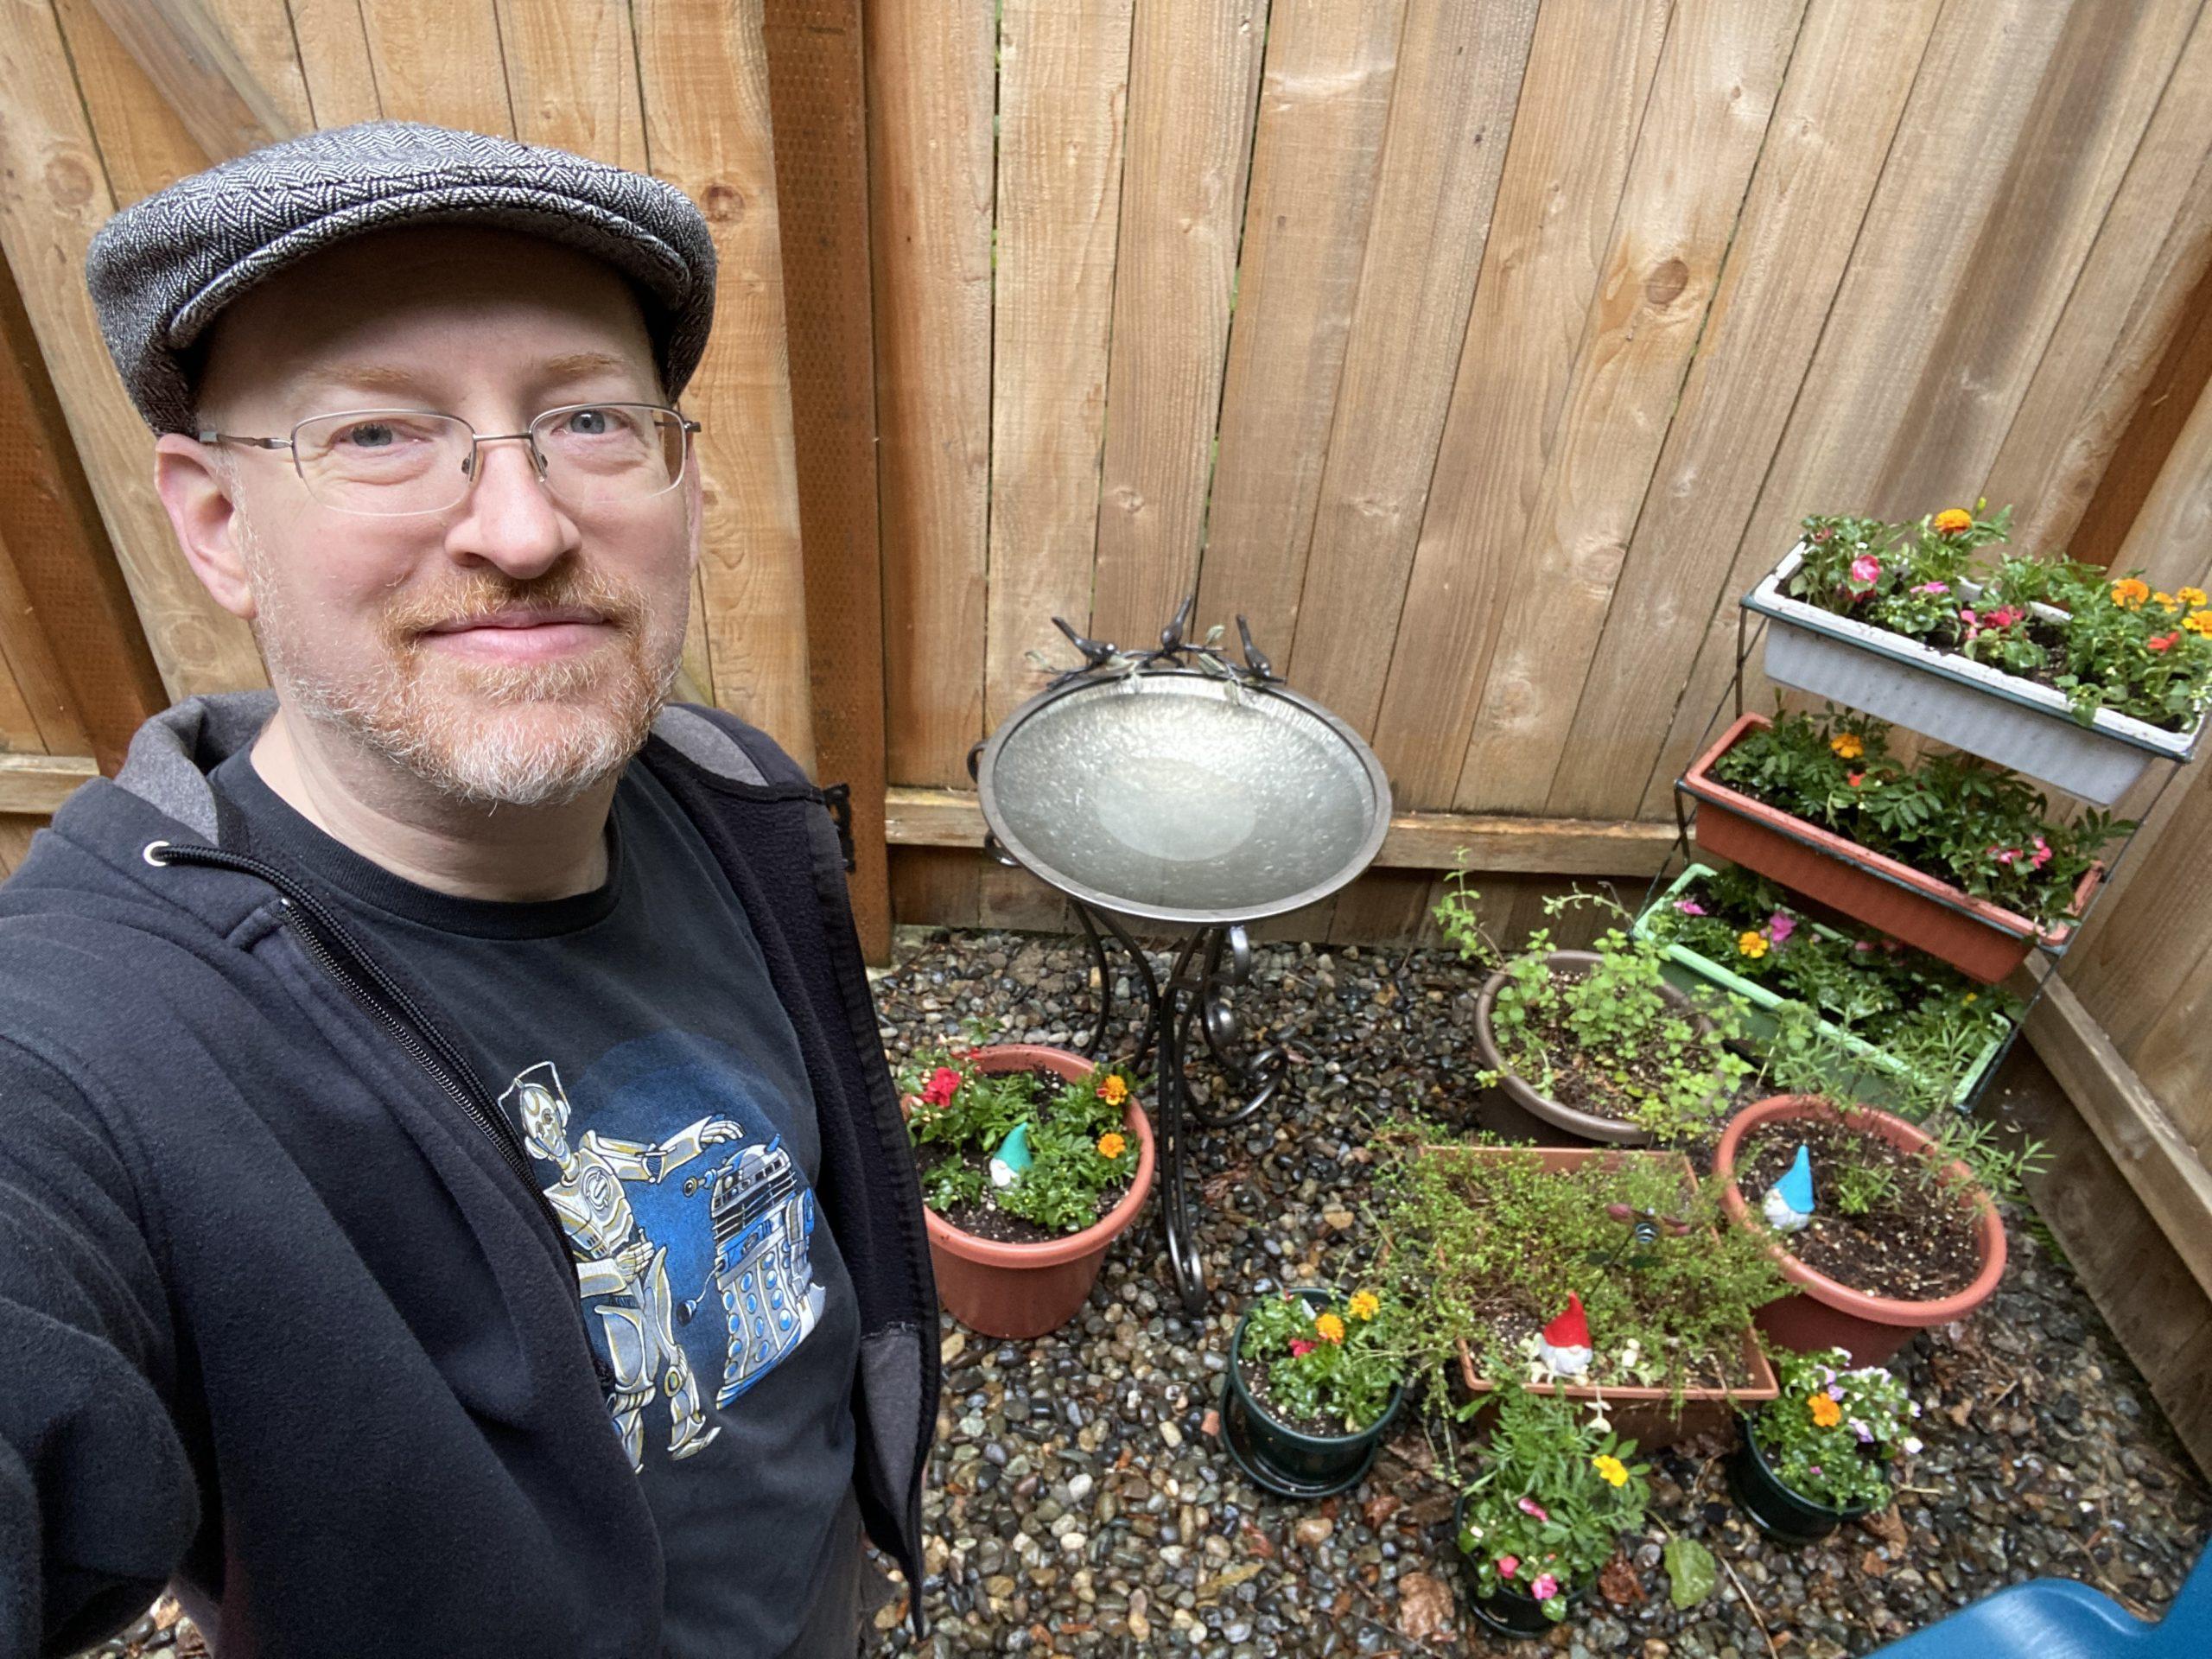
[{"left": 1764, "top": 1144, "right": 1817, "bottom": 1234}]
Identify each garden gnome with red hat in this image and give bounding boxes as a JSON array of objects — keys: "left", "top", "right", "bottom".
[{"left": 1536, "top": 1292, "right": 1593, "bottom": 1376}]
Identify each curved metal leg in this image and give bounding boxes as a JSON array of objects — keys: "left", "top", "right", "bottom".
[
  {"left": 1073, "top": 903, "right": 1118, "bottom": 1062},
  {"left": 1185, "top": 925, "right": 1286, "bottom": 1129}
]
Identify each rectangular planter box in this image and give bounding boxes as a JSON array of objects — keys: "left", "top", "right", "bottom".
[
  {"left": 1630, "top": 865, "right": 2002, "bottom": 1112},
  {"left": 1745, "top": 543, "right": 2204, "bottom": 806},
  {"left": 1424, "top": 1144, "right": 1779, "bottom": 1449},
  {"left": 1681, "top": 712, "right": 2101, "bottom": 984}
]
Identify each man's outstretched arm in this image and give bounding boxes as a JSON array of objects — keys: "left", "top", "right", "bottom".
[{"left": 0, "top": 1039, "right": 199, "bottom": 1657}]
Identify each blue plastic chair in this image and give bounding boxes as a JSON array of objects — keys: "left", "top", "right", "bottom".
[{"left": 1869, "top": 1544, "right": 2209, "bottom": 1657}]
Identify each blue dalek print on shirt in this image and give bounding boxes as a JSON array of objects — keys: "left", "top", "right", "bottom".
[{"left": 500, "top": 1033, "right": 829, "bottom": 1471}]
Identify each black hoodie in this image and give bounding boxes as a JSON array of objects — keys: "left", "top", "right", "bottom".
[{"left": 0, "top": 693, "right": 937, "bottom": 1657}]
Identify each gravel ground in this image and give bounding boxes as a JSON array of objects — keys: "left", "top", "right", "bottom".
[
  {"left": 75, "top": 925, "right": 2209, "bottom": 1659},
  {"left": 855, "top": 926, "right": 2210, "bottom": 1658}
]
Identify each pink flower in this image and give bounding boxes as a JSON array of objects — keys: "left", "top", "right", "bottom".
[
  {"left": 1993, "top": 846, "right": 2017, "bottom": 867},
  {"left": 2031, "top": 836, "right": 2052, "bottom": 870},
  {"left": 1767, "top": 912, "right": 1796, "bottom": 944},
  {"left": 1850, "top": 555, "right": 1881, "bottom": 584},
  {"left": 1673, "top": 899, "right": 1707, "bottom": 916},
  {"left": 1913, "top": 581, "right": 1950, "bottom": 596},
  {"left": 1497, "top": 1554, "right": 1520, "bottom": 1580},
  {"left": 1517, "top": 1497, "right": 1549, "bottom": 1522},
  {"left": 1531, "top": 1573, "right": 1560, "bottom": 1602},
  {"left": 1288, "top": 1338, "right": 1316, "bottom": 1358},
  {"left": 1853, "top": 940, "right": 1876, "bottom": 953},
  {"left": 920, "top": 1066, "right": 963, "bottom": 1107},
  {"left": 1987, "top": 606, "right": 2025, "bottom": 629}
]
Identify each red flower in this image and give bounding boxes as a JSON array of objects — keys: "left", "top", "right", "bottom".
[
  {"left": 920, "top": 1066, "right": 963, "bottom": 1108},
  {"left": 1847, "top": 771, "right": 1864, "bottom": 788},
  {"left": 1288, "top": 1338, "right": 1316, "bottom": 1358},
  {"left": 2149, "top": 632, "right": 2179, "bottom": 653}
]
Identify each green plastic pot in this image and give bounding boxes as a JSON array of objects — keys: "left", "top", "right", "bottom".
[
  {"left": 1228, "top": 1290, "right": 1402, "bottom": 1488},
  {"left": 1452, "top": 1494, "right": 1587, "bottom": 1635},
  {"left": 1631, "top": 864, "right": 2002, "bottom": 1112},
  {"left": 1725, "top": 1414, "right": 1876, "bottom": 1545}
]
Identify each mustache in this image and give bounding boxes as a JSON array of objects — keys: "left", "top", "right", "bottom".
[{"left": 381, "top": 565, "right": 648, "bottom": 644}]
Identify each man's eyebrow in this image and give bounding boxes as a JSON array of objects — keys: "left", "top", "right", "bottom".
[
  {"left": 537, "top": 351, "right": 639, "bottom": 383},
  {"left": 293, "top": 362, "right": 433, "bottom": 399}
]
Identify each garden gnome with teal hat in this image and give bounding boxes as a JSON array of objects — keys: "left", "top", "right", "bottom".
[
  {"left": 1763, "top": 1144, "right": 1816, "bottom": 1234},
  {"left": 989, "top": 1122, "right": 1034, "bottom": 1188}
]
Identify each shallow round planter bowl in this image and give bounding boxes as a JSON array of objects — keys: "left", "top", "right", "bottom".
[
  {"left": 1714, "top": 1095, "right": 2007, "bottom": 1365},
  {"left": 1472, "top": 950, "right": 1719, "bottom": 1147},
  {"left": 1725, "top": 1414, "right": 1874, "bottom": 1547},
  {"left": 1452, "top": 1495, "right": 1588, "bottom": 1635},
  {"left": 916, "top": 1046, "right": 1155, "bottom": 1339},
  {"left": 1225, "top": 1289, "right": 1403, "bottom": 1495}
]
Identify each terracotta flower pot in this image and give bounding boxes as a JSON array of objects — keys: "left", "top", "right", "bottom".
[
  {"left": 1433, "top": 1144, "right": 1778, "bottom": 1448},
  {"left": 1713, "top": 1095, "right": 2006, "bottom": 1365},
  {"left": 909, "top": 1044, "right": 1155, "bottom": 1340},
  {"left": 1471, "top": 950, "right": 1718, "bottom": 1147},
  {"left": 1680, "top": 711, "right": 2102, "bottom": 984}
]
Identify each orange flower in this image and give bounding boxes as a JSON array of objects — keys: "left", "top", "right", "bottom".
[
  {"left": 1809, "top": 1394, "right": 1842, "bottom": 1428},
  {"left": 1313, "top": 1312, "right": 1346, "bottom": 1344},
  {"left": 1348, "top": 1291, "right": 1381, "bottom": 1321},
  {"left": 1096, "top": 1131, "right": 1127, "bottom": 1160},
  {"left": 1933, "top": 508, "right": 1974, "bottom": 535},
  {"left": 1829, "top": 732, "right": 1865, "bottom": 760},
  {"left": 2185, "top": 611, "right": 2212, "bottom": 637},
  {"left": 2180, "top": 588, "right": 2208, "bottom": 608},
  {"left": 2111, "top": 577, "right": 2152, "bottom": 609},
  {"left": 2154, "top": 592, "right": 2179, "bottom": 611},
  {"left": 1099, "top": 1073, "right": 1129, "bottom": 1107}
]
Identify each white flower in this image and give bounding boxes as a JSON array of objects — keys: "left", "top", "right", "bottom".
[{"left": 1902, "top": 1437, "right": 1923, "bottom": 1457}]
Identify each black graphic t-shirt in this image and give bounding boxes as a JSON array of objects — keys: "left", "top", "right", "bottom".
[{"left": 211, "top": 744, "right": 861, "bottom": 1659}]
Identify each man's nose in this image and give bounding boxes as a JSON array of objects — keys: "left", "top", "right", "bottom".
[{"left": 447, "top": 435, "right": 579, "bottom": 576}]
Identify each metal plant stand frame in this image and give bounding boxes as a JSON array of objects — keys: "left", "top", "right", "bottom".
[{"left": 970, "top": 601, "right": 1390, "bottom": 1314}]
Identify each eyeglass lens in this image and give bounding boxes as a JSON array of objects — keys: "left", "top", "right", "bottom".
[{"left": 289, "top": 405, "right": 690, "bottom": 517}]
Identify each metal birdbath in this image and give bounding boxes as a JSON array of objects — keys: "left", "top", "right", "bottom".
[{"left": 971, "top": 600, "right": 1392, "bottom": 1312}]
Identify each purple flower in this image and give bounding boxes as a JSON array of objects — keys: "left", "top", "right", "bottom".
[
  {"left": 1827, "top": 1384, "right": 1845, "bottom": 1402},
  {"left": 1767, "top": 912, "right": 1797, "bottom": 944},
  {"left": 1852, "top": 1419, "right": 1873, "bottom": 1443},
  {"left": 1903, "top": 1436, "right": 1923, "bottom": 1456}
]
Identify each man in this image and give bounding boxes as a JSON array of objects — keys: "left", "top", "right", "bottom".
[{"left": 0, "top": 122, "right": 936, "bottom": 1657}]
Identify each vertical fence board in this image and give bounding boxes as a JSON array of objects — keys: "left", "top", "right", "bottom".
[
  {"left": 497, "top": 1, "right": 646, "bottom": 164},
  {"left": 1546, "top": 0, "right": 1941, "bottom": 819},
  {"left": 1451, "top": 0, "right": 1807, "bottom": 821},
  {"left": 1279, "top": 0, "right": 1541, "bottom": 734},
  {"left": 283, "top": 0, "right": 382, "bottom": 125},
  {"left": 1088, "top": 0, "right": 1269, "bottom": 646},
  {"left": 634, "top": 0, "right": 816, "bottom": 767},
  {"left": 1362, "top": 0, "right": 1669, "bottom": 810},
  {"left": 0, "top": 525, "right": 82, "bottom": 752},
  {"left": 869, "top": 0, "right": 993, "bottom": 789},
  {"left": 356, "top": 0, "right": 513, "bottom": 131},
  {"left": 1188, "top": 0, "right": 1405, "bottom": 652},
  {"left": 984, "top": 0, "right": 1134, "bottom": 734}
]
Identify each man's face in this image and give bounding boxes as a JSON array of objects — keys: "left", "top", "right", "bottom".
[{"left": 172, "top": 226, "right": 697, "bottom": 806}]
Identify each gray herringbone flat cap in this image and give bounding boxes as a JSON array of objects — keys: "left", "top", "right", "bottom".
[{"left": 86, "top": 120, "right": 717, "bottom": 434}]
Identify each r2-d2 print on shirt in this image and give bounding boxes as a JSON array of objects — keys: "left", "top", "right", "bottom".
[{"left": 504, "top": 1060, "right": 827, "bottom": 1471}]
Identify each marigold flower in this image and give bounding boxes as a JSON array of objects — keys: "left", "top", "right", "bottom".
[
  {"left": 1497, "top": 1554, "right": 1520, "bottom": 1580},
  {"left": 1288, "top": 1338, "right": 1316, "bottom": 1358},
  {"left": 1933, "top": 508, "right": 1974, "bottom": 534},
  {"left": 2180, "top": 588, "right": 2208, "bottom": 607},
  {"left": 1737, "top": 931, "right": 1770, "bottom": 960},
  {"left": 2184, "top": 610, "right": 2212, "bottom": 636},
  {"left": 1096, "top": 1131, "right": 1127, "bottom": 1160},
  {"left": 921, "top": 1066, "right": 963, "bottom": 1107},
  {"left": 1348, "top": 1291, "right": 1381, "bottom": 1321},
  {"left": 1313, "top": 1313, "right": 1346, "bottom": 1344},
  {"left": 1099, "top": 1073, "right": 1129, "bottom": 1107},
  {"left": 2149, "top": 632, "right": 2180, "bottom": 653},
  {"left": 1592, "top": 1454, "right": 1629, "bottom": 1488},
  {"left": 2155, "top": 593, "right": 2178, "bottom": 610},
  {"left": 1829, "top": 732, "right": 1865, "bottom": 760},
  {"left": 2112, "top": 577, "right": 2151, "bottom": 609},
  {"left": 1810, "top": 1394, "right": 1842, "bottom": 1428}
]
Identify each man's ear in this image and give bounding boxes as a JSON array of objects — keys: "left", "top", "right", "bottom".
[{"left": 154, "top": 433, "right": 257, "bottom": 620}]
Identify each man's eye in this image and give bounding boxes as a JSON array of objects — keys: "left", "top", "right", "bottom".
[
  {"left": 337, "top": 422, "right": 399, "bottom": 448},
  {"left": 564, "top": 408, "right": 615, "bottom": 436}
]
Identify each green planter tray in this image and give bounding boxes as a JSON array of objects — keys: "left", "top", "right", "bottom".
[{"left": 1630, "top": 865, "right": 2001, "bottom": 1112}]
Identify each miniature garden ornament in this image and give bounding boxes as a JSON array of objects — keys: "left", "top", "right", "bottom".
[
  {"left": 1536, "top": 1292, "right": 1594, "bottom": 1377},
  {"left": 988, "top": 1121, "right": 1034, "bottom": 1188},
  {"left": 1762, "top": 1144, "right": 1816, "bottom": 1235}
]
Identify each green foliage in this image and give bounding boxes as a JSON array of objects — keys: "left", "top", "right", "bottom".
[
  {"left": 1785, "top": 504, "right": 2212, "bottom": 732},
  {"left": 1707, "top": 705, "right": 2127, "bottom": 930},
  {"left": 1237, "top": 1287, "right": 1405, "bottom": 1433},
  {"left": 1370, "top": 1123, "right": 1787, "bottom": 1409},
  {"left": 1663, "top": 1537, "right": 1717, "bottom": 1610},
  {"left": 899, "top": 1045, "right": 1142, "bottom": 1238},
  {"left": 1467, "top": 889, "right": 1752, "bottom": 1146},
  {"left": 1455, "top": 1385, "right": 1651, "bottom": 1617},
  {"left": 1828, "top": 1155, "right": 1899, "bottom": 1219},
  {"left": 1751, "top": 1348, "right": 1920, "bottom": 1512}
]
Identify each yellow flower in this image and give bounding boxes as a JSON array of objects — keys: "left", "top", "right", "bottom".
[
  {"left": 1737, "top": 931, "right": 1770, "bottom": 960},
  {"left": 2112, "top": 577, "right": 2151, "bottom": 609},
  {"left": 1096, "top": 1131, "right": 1127, "bottom": 1160},
  {"left": 1099, "top": 1073, "right": 1129, "bottom": 1107},
  {"left": 1313, "top": 1312, "right": 1346, "bottom": 1344},
  {"left": 2155, "top": 592, "right": 2178, "bottom": 610},
  {"left": 2185, "top": 610, "right": 2212, "bottom": 637},
  {"left": 1348, "top": 1291, "right": 1381, "bottom": 1322},
  {"left": 1592, "top": 1454, "right": 1629, "bottom": 1488},
  {"left": 1933, "top": 508, "right": 1974, "bottom": 535},
  {"left": 1828, "top": 731, "right": 1865, "bottom": 760},
  {"left": 2180, "top": 587, "right": 2208, "bottom": 607},
  {"left": 1962, "top": 991, "right": 1979, "bottom": 1005},
  {"left": 1810, "top": 1394, "right": 1841, "bottom": 1428}
]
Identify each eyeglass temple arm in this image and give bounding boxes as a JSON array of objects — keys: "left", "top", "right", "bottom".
[{"left": 195, "top": 431, "right": 292, "bottom": 449}]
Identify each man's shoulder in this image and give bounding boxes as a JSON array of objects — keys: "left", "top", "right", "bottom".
[{"left": 647, "top": 702, "right": 813, "bottom": 791}]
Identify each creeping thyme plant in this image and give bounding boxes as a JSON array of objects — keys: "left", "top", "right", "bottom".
[
  {"left": 899, "top": 1041, "right": 1141, "bottom": 1236},
  {"left": 1708, "top": 706, "right": 2126, "bottom": 928},
  {"left": 1456, "top": 1384, "right": 1651, "bottom": 1618},
  {"left": 1371, "top": 1121, "right": 1785, "bottom": 1408},
  {"left": 1437, "top": 867, "right": 1751, "bottom": 1144},
  {"left": 1751, "top": 1348, "right": 1922, "bottom": 1512},
  {"left": 1783, "top": 503, "right": 2212, "bottom": 731},
  {"left": 1236, "top": 1287, "right": 1405, "bottom": 1434}
]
